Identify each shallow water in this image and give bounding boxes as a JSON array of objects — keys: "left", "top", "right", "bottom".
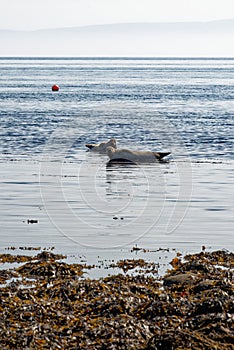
[{"left": 0, "top": 58, "right": 233, "bottom": 275}]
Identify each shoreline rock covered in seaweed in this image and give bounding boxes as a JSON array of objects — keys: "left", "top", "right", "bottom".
[{"left": 0, "top": 250, "right": 233, "bottom": 349}]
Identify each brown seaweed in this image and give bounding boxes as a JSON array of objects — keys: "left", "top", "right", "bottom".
[{"left": 0, "top": 250, "right": 233, "bottom": 349}]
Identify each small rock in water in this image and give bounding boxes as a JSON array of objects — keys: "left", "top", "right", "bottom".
[{"left": 27, "top": 219, "right": 38, "bottom": 224}]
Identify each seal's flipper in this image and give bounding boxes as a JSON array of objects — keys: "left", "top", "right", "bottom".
[{"left": 154, "top": 152, "right": 171, "bottom": 160}]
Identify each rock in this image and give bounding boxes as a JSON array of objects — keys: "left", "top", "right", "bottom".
[{"left": 163, "top": 273, "right": 198, "bottom": 287}]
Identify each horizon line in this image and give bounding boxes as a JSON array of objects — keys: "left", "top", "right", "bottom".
[{"left": 1, "top": 56, "right": 234, "bottom": 60}]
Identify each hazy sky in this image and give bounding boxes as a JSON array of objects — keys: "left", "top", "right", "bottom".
[{"left": 1, "top": 0, "right": 234, "bottom": 30}]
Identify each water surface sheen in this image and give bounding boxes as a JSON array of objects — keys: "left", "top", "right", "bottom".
[{"left": 0, "top": 58, "right": 233, "bottom": 268}]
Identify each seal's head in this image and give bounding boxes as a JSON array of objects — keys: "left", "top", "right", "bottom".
[{"left": 86, "top": 138, "right": 117, "bottom": 152}]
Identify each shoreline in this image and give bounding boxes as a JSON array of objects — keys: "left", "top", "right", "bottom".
[{"left": 0, "top": 249, "right": 233, "bottom": 349}]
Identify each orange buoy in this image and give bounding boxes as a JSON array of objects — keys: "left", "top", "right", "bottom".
[{"left": 52, "top": 84, "right": 59, "bottom": 91}]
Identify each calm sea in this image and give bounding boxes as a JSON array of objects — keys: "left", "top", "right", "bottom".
[{"left": 0, "top": 58, "right": 233, "bottom": 275}]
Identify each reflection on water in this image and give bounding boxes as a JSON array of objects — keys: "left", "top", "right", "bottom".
[
  {"left": 0, "top": 153, "right": 233, "bottom": 257},
  {"left": 0, "top": 58, "right": 233, "bottom": 272}
]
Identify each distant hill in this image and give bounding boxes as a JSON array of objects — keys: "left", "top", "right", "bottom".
[{"left": 1, "top": 19, "right": 234, "bottom": 56}]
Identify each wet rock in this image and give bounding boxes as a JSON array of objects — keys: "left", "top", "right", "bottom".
[
  {"left": 163, "top": 273, "right": 198, "bottom": 287},
  {"left": 0, "top": 250, "right": 233, "bottom": 350},
  {"left": 27, "top": 219, "right": 38, "bottom": 224}
]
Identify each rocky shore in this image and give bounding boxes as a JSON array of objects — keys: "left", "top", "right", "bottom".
[{"left": 0, "top": 250, "right": 233, "bottom": 349}]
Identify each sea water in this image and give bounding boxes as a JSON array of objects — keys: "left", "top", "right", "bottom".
[{"left": 0, "top": 58, "right": 233, "bottom": 275}]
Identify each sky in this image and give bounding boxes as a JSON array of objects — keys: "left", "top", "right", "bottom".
[{"left": 1, "top": 0, "right": 234, "bottom": 31}]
